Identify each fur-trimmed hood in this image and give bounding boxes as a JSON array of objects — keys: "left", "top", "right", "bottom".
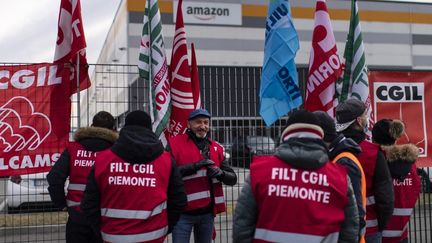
[
  {"left": 74, "top": 126, "right": 118, "bottom": 143},
  {"left": 381, "top": 143, "right": 419, "bottom": 164},
  {"left": 381, "top": 143, "right": 419, "bottom": 180}
]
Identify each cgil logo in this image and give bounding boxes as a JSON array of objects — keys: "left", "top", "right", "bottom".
[
  {"left": 375, "top": 83, "right": 423, "bottom": 102},
  {"left": 186, "top": 6, "right": 230, "bottom": 20},
  {"left": 0, "top": 65, "right": 63, "bottom": 89}
]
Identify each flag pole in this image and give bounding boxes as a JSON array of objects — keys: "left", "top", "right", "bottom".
[
  {"left": 147, "top": 0, "right": 153, "bottom": 116},
  {"left": 76, "top": 55, "right": 81, "bottom": 128}
]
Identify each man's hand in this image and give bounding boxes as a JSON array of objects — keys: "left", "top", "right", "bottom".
[
  {"left": 194, "top": 159, "right": 215, "bottom": 170},
  {"left": 207, "top": 166, "right": 224, "bottom": 179}
]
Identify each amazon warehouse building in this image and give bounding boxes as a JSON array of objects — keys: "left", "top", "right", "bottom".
[{"left": 81, "top": 0, "right": 432, "bottom": 145}]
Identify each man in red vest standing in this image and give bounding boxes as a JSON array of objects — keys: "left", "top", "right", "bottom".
[
  {"left": 314, "top": 110, "right": 367, "bottom": 243},
  {"left": 336, "top": 98, "right": 394, "bottom": 243},
  {"left": 81, "top": 110, "right": 187, "bottom": 243},
  {"left": 168, "top": 108, "right": 237, "bottom": 243},
  {"left": 47, "top": 111, "right": 118, "bottom": 243},
  {"left": 372, "top": 119, "right": 420, "bottom": 243},
  {"left": 233, "top": 110, "right": 359, "bottom": 243}
]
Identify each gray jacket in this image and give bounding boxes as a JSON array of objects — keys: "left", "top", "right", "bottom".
[{"left": 232, "top": 137, "right": 359, "bottom": 243}]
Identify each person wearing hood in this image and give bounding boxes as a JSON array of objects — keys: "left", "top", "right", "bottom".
[
  {"left": 47, "top": 111, "right": 118, "bottom": 243},
  {"left": 372, "top": 119, "right": 420, "bottom": 243},
  {"left": 167, "top": 108, "right": 237, "bottom": 243},
  {"left": 314, "top": 110, "right": 367, "bottom": 243},
  {"left": 80, "top": 110, "right": 187, "bottom": 243},
  {"left": 336, "top": 98, "right": 394, "bottom": 243},
  {"left": 233, "top": 110, "right": 359, "bottom": 243}
]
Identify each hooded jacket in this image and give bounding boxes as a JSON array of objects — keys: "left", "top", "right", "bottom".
[
  {"left": 381, "top": 144, "right": 418, "bottom": 180},
  {"left": 329, "top": 135, "right": 366, "bottom": 236},
  {"left": 341, "top": 127, "right": 394, "bottom": 231},
  {"left": 80, "top": 126, "right": 187, "bottom": 234},
  {"left": 47, "top": 126, "right": 118, "bottom": 224},
  {"left": 233, "top": 137, "right": 359, "bottom": 243}
]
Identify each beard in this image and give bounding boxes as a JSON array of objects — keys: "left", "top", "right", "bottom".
[
  {"left": 192, "top": 128, "right": 208, "bottom": 138},
  {"left": 195, "top": 131, "right": 207, "bottom": 138}
]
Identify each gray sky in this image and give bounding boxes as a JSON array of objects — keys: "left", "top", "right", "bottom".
[
  {"left": 373, "top": 0, "right": 432, "bottom": 3},
  {"left": 0, "top": 0, "right": 122, "bottom": 64},
  {"left": 1, "top": 0, "right": 431, "bottom": 65}
]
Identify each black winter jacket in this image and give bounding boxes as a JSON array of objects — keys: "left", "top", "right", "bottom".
[
  {"left": 341, "top": 128, "right": 394, "bottom": 231},
  {"left": 233, "top": 137, "right": 359, "bottom": 243},
  {"left": 80, "top": 125, "right": 187, "bottom": 234},
  {"left": 329, "top": 135, "right": 366, "bottom": 236},
  {"left": 46, "top": 127, "right": 118, "bottom": 224}
]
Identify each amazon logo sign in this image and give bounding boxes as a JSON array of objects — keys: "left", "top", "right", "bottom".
[{"left": 173, "top": 1, "right": 242, "bottom": 26}]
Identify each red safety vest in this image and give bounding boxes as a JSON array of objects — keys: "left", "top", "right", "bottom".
[
  {"left": 250, "top": 155, "right": 348, "bottom": 243},
  {"left": 66, "top": 142, "right": 97, "bottom": 211},
  {"left": 382, "top": 164, "right": 420, "bottom": 243},
  {"left": 169, "top": 134, "right": 226, "bottom": 215},
  {"left": 358, "top": 140, "right": 380, "bottom": 235},
  {"left": 94, "top": 149, "right": 172, "bottom": 243}
]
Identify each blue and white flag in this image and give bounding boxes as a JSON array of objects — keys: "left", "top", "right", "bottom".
[{"left": 259, "top": 0, "right": 302, "bottom": 126}]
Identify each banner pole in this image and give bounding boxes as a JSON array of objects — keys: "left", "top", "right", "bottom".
[
  {"left": 148, "top": 0, "right": 152, "bottom": 115},
  {"left": 76, "top": 55, "right": 81, "bottom": 129}
]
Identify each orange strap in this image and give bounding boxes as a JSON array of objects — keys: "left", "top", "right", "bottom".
[{"left": 333, "top": 152, "right": 367, "bottom": 243}]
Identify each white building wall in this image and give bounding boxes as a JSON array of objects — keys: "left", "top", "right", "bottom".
[{"left": 84, "top": 0, "right": 432, "bottom": 121}]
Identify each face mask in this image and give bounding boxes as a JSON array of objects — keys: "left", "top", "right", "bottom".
[{"left": 363, "top": 122, "right": 369, "bottom": 133}]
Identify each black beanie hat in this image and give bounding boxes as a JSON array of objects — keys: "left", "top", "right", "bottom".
[
  {"left": 125, "top": 110, "right": 152, "bottom": 129},
  {"left": 372, "top": 119, "right": 405, "bottom": 145},
  {"left": 280, "top": 110, "right": 324, "bottom": 142},
  {"left": 313, "top": 111, "right": 338, "bottom": 143},
  {"left": 286, "top": 110, "right": 321, "bottom": 127}
]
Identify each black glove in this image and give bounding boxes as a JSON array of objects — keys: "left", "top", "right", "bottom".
[
  {"left": 194, "top": 159, "right": 215, "bottom": 170},
  {"left": 207, "top": 166, "right": 224, "bottom": 179}
]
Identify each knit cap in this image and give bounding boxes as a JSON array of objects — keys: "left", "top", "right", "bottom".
[
  {"left": 280, "top": 110, "right": 324, "bottom": 142},
  {"left": 125, "top": 110, "right": 152, "bottom": 129}
]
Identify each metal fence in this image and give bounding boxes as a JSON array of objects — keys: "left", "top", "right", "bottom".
[{"left": 0, "top": 63, "right": 431, "bottom": 242}]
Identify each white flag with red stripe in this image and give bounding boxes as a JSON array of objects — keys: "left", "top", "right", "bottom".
[
  {"left": 138, "top": 0, "right": 171, "bottom": 144},
  {"left": 168, "top": 0, "right": 194, "bottom": 137},
  {"left": 54, "top": 0, "right": 90, "bottom": 92},
  {"left": 305, "top": 0, "right": 342, "bottom": 117},
  {"left": 190, "top": 43, "right": 202, "bottom": 109}
]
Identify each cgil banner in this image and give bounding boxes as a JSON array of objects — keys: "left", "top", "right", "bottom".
[
  {"left": 369, "top": 71, "right": 432, "bottom": 167},
  {"left": 0, "top": 63, "right": 73, "bottom": 176}
]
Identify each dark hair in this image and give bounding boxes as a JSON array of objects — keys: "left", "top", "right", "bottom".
[
  {"left": 92, "top": 111, "right": 115, "bottom": 130},
  {"left": 372, "top": 119, "right": 405, "bottom": 145}
]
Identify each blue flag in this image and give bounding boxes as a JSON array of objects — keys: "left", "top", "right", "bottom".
[{"left": 259, "top": 0, "right": 302, "bottom": 126}]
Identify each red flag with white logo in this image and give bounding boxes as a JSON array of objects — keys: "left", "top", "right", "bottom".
[
  {"left": 190, "top": 43, "right": 202, "bottom": 109},
  {"left": 168, "top": 0, "right": 194, "bottom": 137},
  {"left": 54, "top": 0, "right": 90, "bottom": 92},
  {"left": 0, "top": 64, "right": 73, "bottom": 176},
  {"left": 305, "top": 0, "right": 342, "bottom": 117}
]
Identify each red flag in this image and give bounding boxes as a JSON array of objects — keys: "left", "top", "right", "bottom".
[
  {"left": 0, "top": 64, "right": 73, "bottom": 176},
  {"left": 54, "top": 0, "right": 90, "bottom": 92},
  {"left": 190, "top": 43, "right": 202, "bottom": 109},
  {"left": 305, "top": 0, "right": 342, "bottom": 117},
  {"left": 168, "top": 0, "right": 194, "bottom": 137}
]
